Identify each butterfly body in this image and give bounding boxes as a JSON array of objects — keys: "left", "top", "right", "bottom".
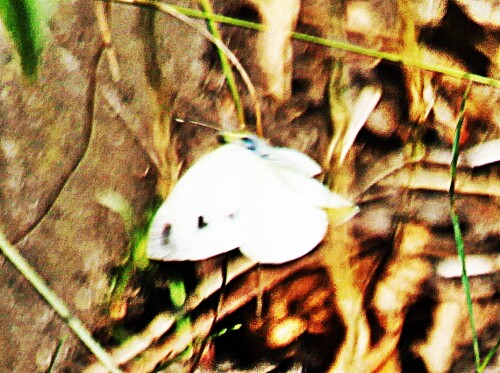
[{"left": 147, "top": 134, "right": 357, "bottom": 264}]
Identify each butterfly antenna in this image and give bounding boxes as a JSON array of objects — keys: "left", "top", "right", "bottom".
[
  {"left": 190, "top": 255, "right": 229, "bottom": 372},
  {"left": 174, "top": 118, "right": 220, "bottom": 132}
]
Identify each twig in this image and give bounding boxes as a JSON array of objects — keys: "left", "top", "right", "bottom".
[
  {"left": 84, "top": 255, "right": 256, "bottom": 372},
  {"left": 373, "top": 166, "right": 500, "bottom": 197},
  {"left": 94, "top": 2, "right": 121, "bottom": 81},
  {"left": 85, "top": 252, "right": 323, "bottom": 371},
  {"left": 124, "top": 253, "right": 322, "bottom": 371},
  {"left": 0, "top": 232, "right": 122, "bottom": 373}
]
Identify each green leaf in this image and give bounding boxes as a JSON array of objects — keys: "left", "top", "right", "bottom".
[
  {"left": 0, "top": 0, "right": 44, "bottom": 80},
  {"left": 169, "top": 280, "right": 187, "bottom": 308}
]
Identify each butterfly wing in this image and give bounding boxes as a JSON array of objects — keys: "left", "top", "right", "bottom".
[
  {"left": 264, "top": 147, "right": 322, "bottom": 176},
  {"left": 147, "top": 145, "right": 248, "bottom": 261},
  {"left": 237, "top": 160, "right": 329, "bottom": 264},
  {"left": 273, "top": 167, "right": 360, "bottom": 228},
  {"left": 148, "top": 137, "right": 356, "bottom": 264},
  {"left": 274, "top": 167, "right": 358, "bottom": 208},
  {"left": 218, "top": 132, "right": 321, "bottom": 177}
]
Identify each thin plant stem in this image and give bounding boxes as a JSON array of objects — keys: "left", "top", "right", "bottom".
[
  {"left": 0, "top": 232, "right": 122, "bottom": 373},
  {"left": 448, "top": 82, "right": 481, "bottom": 369},
  {"left": 158, "top": 4, "right": 499, "bottom": 88},
  {"left": 198, "top": 0, "right": 245, "bottom": 130},
  {"left": 105, "top": 0, "right": 262, "bottom": 135},
  {"left": 47, "top": 336, "right": 68, "bottom": 373}
]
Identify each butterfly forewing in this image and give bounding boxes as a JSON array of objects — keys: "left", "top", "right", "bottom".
[{"left": 147, "top": 145, "right": 249, "bottom": 260}]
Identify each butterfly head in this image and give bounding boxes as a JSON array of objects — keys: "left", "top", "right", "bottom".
[{"left": 217, "top": 132, "right": 271, "bottom": 156}]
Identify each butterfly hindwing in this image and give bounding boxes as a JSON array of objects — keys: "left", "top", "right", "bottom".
[
  {"left": 263, "top": 147, "right": 322, "bottom": 177},
  {"left": 236, "top": 155, "right": 329, "bottom": 263}
]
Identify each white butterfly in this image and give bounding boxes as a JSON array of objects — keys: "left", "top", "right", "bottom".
[{"left": 147, "top": 133, "right": 358, "bottom": 264}]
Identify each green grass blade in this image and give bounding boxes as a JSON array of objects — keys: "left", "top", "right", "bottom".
[
  {"left": 0, "top": 0, "right": 44, "bottom": 80},
  {"left": 448, "top": 82, "right": 482, "bottom": 369},
  {"left": 46, "top": 335, "right": 68, "bottom": 373},
  {"left": 478, "top": 336, "right": 500, "bottom": 373},
  {"left": 0, "top": 232, "right": 122, "bottom": 373},
  {"left": 162, "top": 3, "right": 500, "bottom": 88},
  {"left": 198, "top": 0, "right": 245, "bottom": 129}
]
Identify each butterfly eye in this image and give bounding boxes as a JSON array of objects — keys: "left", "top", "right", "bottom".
[
  {"left": 240, "top": 136, "right": 257, "bottom": 151},
  {"left": 162, "top": 224, "right": 172, "bottom": 245},
  {"left": 197, "top": 216, "right": 208, "bottom": 229}
]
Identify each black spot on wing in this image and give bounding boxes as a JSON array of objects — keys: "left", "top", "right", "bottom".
[
  {"left": 198, "top": 215, "right": 208, "bottom": 229},
  {"left": 162, "top": 223, "right": 172, "bottom": 245},
  {"left": 196, "top": 212, "right": 237, "bottom": 231}
]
